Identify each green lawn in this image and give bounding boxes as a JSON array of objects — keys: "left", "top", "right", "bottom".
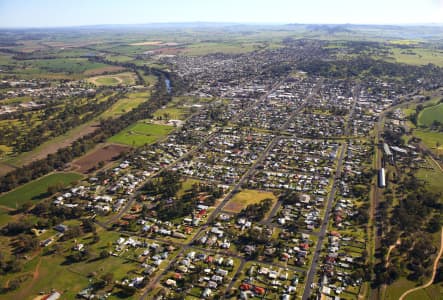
[
  {"left": 100, "top": 92, "right": 149, "bottom": 118},
  {"left": 418, "top": 103, "right": 443, "bottom": 127},
  {"left": 0, "top": 172, "right": 83, "bottom": 209},
  {"left": 107, "top": 122, "right": 174, "bottom": 147}
]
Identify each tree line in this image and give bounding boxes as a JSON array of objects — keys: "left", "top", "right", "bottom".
[{"left": 0, "top": 68, "right": 182, "bottom": 193}]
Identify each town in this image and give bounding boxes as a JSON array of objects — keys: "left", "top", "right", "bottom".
[{"left": 0, "top": 21, "right": 442, "bottom": 300}]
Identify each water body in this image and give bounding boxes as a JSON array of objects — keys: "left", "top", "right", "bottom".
[{"left": 165, "top": 78, "right": 172, "bottom": 94}]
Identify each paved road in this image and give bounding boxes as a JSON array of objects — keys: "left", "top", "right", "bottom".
[
  {"left": 302, "top": 85, "right": 359, "bottom": 300},
  {"left": 139, "top": 77, "right": 291, "bottom": 299}
]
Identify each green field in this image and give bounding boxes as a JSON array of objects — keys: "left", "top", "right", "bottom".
[
  {"left": 176, "top": 178, "right": 201, "bottom": 198},
  {"left": 183, "top": 42, "right": 261, "bottom": 56},
  {"left": 153, "top": 107, "right": 188, "bottom": 120},
  {"left": 418, "top": 102, "right": 443, "bottom": 127},
  {"left": 100, "top": 91, "right": 149, "bottom": 118},
  {"left": 414, "top": 130, "right": 443, "bottom": 155},
  {"left": 88, "top": 71, "right": 137, "bottom": 86},
  {"left": 389, "top": 47, "right": 443, "bottom": 67},
  {"left": 0, "top": 172, "right": 83, "bottom": 209},
  {"left": 27, "top": 58, "right": 109, "bottom": 74},
  {"left": 107, "top": 122, "right": 174, "bottom": 147},
  {"left": 416, "top": 167, "right": 443, "bottom": 194},
  {"left": 224, "top": 189, "right": 277, "bottom": 213}
]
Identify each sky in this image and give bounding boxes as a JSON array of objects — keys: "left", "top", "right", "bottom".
[{"left": 0, "top": 0, "right": 442, "bottom": 28}]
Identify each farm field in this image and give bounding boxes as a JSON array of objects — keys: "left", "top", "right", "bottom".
[
  {"left": 107, "top": 122, "right": 174, "bottom": 147},
  {"left": 389, "top": 47, "right": 443, "bottom": 67},
  {"left": 20, "top": 58, "right": 112, "bottom": 76},
  {"left": 182, "top": 42, "right": 261, "bottom": 56},
  {"left": 87, "top": 71, "right": 137, "bottom": 86},
  {"left": 0, "top": 172, "right": 83, "bottom": 209},
  {"left": 71, "top": 143, "right": 131, "bottom": 173},
  {"left": 224, "top": 189, "right": 277, "bottom": 213}
]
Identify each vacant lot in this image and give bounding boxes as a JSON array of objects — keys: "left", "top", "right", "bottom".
[
  {"left": 418, "top": 102, "right": 443, "bottom": 127},
  {"left": 107, "top": 122, "right": 174, "bottom": 147},
  {"left": 71, "top": 143, "right": 130, "bottom": 173},
  {"left": 0, "top": 172, "right": 83, "bottom": 209},
  {"left": 87, "top": 71, "right": 136, "bottom": 86},
  {"left": 224, "top": 189, "right": 277, "bottom": 213}
]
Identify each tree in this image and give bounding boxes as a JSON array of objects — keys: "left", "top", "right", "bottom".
[
  {"left": 15, "top": 234, "right": 38, "bottom": 253},
  {"left": 101, "top": 272, "right": 114, "bottom": 286},
  {"left": 100, "top": 250, "right": 110, "bottom": 259}
]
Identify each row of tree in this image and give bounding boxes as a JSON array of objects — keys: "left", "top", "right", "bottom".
[{"left": 0, "top": 67, "right": 180, "bottom": 193}]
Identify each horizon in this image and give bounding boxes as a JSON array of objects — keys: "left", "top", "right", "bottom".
[
  {"left": 1, "top": 0, "right": 442, "bottom": 28},
  {"left": 2, "top": 21, "right": 443, "bottom": 30}
]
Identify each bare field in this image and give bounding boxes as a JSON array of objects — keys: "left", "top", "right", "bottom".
[{"left": 71, "top": 143, "right": 130, "bottom": 173}]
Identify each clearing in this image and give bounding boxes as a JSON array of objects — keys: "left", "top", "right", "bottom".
[
  {"left": 71, "top": 143, "right": 131, "bottom": 174},
  {"left": 224, "top": 189, "right": 277, "bottom": 213},
  {"left": 107, "top": 122, "right": 174, "bottom": 147},
  {"left": 0, "top": 172, "right": 83, "bottom": 209}
]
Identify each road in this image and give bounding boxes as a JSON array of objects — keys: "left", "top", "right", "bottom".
[
  {"left": 139, "top": 76, "right": 293, "bottom": 299},
  {"left": 302, "top": 85, "right": 359, "bottom": 300},
  {"left": 103, "top": 77, "right": 289, "bottom": 230}
]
